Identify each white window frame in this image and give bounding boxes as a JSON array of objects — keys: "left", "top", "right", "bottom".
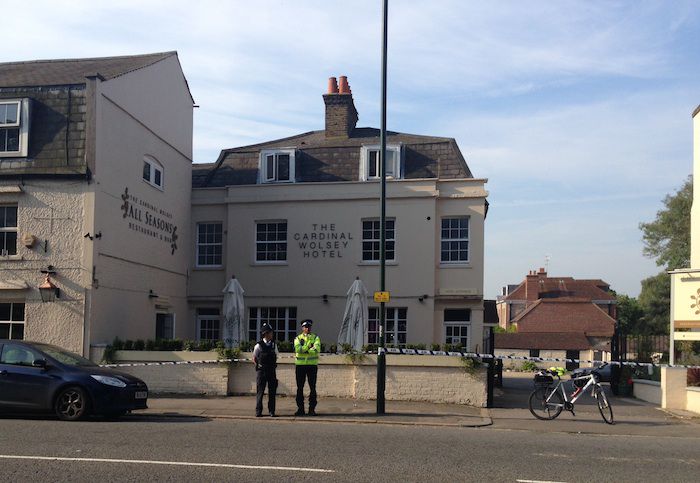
[
  {"left": 0, "top": 204, "right": 18, "bottom": 257},
  {"left": 248, "top": 307, "right": 297, "bottom": 342},
  {"left": 440, "top": 216, "right": 470, "bottom": 264},
  {"left": 255, "top": 220, "right": 288, "bottom": 263},
  {"left": 361, "top": 218, "right": 395, "bottom": 262},
  {"left": 142, "top": 155, "right": 164, "bottom": 190},
  {"left": 196, "top": 308, "right": 221, "bottom": 342},
  {"left": 359, "top": 144, "right": 402, "bottom": 181},
  {"left": 0, "top": 302, "right": 25, "bottom": 340},
  {"left": 444, "top": 308, "right": 471, "bottom": 349},
  {"left": 259, "top": 149, "right": 295, "bottom": 183},
  {"left": 368, "top": 307, "right": 407, "bottom": 347},
  {"left": 0, "top": 99, "right": 30, "bottom": 157},
  {"left": 195, "top": 222, "right": 223, "bottom": 267}
]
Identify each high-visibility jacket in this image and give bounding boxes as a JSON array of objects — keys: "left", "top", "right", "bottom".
[{"left": 294, "top": 333, "right": 321, "bottom": 365}]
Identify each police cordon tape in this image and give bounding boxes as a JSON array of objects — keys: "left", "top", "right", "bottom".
[{"left": 100, "top": 348, "right": 700, "bottom": 369}]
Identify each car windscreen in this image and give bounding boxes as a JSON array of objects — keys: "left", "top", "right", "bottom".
[{"left": 34, "top": 344, "right": 98, "bottom": 367}]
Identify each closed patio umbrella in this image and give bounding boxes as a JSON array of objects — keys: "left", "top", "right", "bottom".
[
  {"left": 222, "top": 276, "right": 245, "bottom": 348},
  {"left": 338, "top": 278, "right": 369, "bottom": 351}
]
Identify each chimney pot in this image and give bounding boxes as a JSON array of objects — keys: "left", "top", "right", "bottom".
[
  {"left": 327, "top": 77, "right": 339, "bottom": 94},
  {"left": 323, "top": 74, "right": 358, "bottom": 138},
  {"left": 339, "top": 76, "right": 350, "bottom": 94}
]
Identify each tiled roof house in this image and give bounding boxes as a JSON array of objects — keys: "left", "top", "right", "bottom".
[{"left": 495, "top": 268, "right": 617, "bottom": 366}]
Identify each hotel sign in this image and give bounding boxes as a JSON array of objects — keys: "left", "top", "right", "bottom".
[
  {"left": 120, "top": 187, "right": 178, "bottom": 254},
  {"left": 293, "top": 223, "right": 353, "bottom": 259}
]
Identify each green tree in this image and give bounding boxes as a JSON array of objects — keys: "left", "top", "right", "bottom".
[
  {"left": 637, "top": 273, "right": 671, "bottom": 335},
  {"left": 636, "top": 176, "right": 691, "bottom": 335},
  {"left": 639, "top": 176, "right": 691, "bottom": 270},
  {"left": 615, "top": 294, "right": 646, "bottom": 335}
]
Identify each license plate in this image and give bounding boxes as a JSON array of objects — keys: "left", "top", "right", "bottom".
[{"left": 135, "top": 391, "right": 148, "bottom": 399}]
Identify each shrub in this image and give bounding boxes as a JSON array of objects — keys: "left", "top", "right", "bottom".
[
  {"left": 406, "top": 343, "right": 426, "bottom": 350},
  {"left": 442, "top": 344, "right": 463, "bottom": 353},
  {"left": 460, "top": 356, "right": 482, "bottom": 374},
  {"left": 430, "top": 343, "right": 441, "bottom": 352},
  {"left": 102, "top": 344, "right": 116, "bottom": 363},
  {"left": 145, "top": 339, "right": 156, "bottom": 351},
  {"left": 123, "top": 340, "right": 134, "bottom": 350},
  {"left": 239, "top": 340, "right": 254, "bottom": 352},
  {"left": 362, "top": 344, "right": 378, "bottom": 353},
  {"left": 216, "top": 345, "right": 240, "bottom": 362},
  {"left": 133, "top": 339, "right": 145, "bottom": 351},
  {"left": 111, "top": 337, "right": 124, "bottom": 351},
  {"left": 521, "top": 360, "right": 539, "bottom": 372},
  {"left": 278, "top": 341, "right": 293, "bottom": 353}
]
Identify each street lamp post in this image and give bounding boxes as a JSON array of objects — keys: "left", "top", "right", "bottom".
[{"left": 376, "top": 0, "right": 389, "bottom": 415}]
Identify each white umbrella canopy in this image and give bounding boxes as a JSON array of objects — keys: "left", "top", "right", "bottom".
[
  {"left": 222, "top": 276, "right": 245, "bottom": 348},
  {"left": 338, "top": 278, "right": 369, "bottom": 351}
]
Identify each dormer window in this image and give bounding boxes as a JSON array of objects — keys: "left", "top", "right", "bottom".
[
  {"left": 360, "top": 144, "right": 401, "bottom": 181},
  {"left": 0, "top": 99, "right": 30, "bottom": 158},
  {"left": 143, "top": 155, "right": 164, "bottom": 190},
  {"left": 260, "top": 149, "right": 295, "bottom": 183}
]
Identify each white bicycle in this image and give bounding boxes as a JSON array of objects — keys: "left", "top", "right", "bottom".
[{"left": 528, "top": 366, "right": 614, "bottom": 425}]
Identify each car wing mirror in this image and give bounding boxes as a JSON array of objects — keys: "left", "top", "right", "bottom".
[{"left": 32, "top": 358, "right": 48, "bottom": 369}]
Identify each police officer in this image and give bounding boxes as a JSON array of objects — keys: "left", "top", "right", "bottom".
[
  {"left": 294, "top": 319, "right": 321, "bottom": 416},
  {"left": 253, "top": 323, "right": 277, "bottom": 417}
]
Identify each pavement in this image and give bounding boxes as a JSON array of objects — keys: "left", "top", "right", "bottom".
[
  {"left": 142, "top": 394, "right": 492, "bottom": 427},
  {"left": 137, "top": 371, "right": 700, "bottom": 435}
]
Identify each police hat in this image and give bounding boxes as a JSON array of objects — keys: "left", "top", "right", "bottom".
[
  {"left": 301, "top": 319, "right": 313, "bottom": 328},
  {"left": 261, "top": 323, "right": 273, "bottom": 334}
]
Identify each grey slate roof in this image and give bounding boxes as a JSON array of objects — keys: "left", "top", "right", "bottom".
[
  {"left": 0, "top": 52, "right": 177, "bottom": 87},
  {"left": 194, "top": 127, "right": 473, "bottom": 188}
]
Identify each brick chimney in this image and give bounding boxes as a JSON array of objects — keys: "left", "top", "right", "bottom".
[
  {"left": 323, "top": 75, "right": 358, "bottom": 138},
  {"left": 525, "top": 270, "right": 540, "bottom": 303}
]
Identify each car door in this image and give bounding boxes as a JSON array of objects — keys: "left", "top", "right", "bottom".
[{"left": 0, "top": 343, "right": 54, "bottom": 408}]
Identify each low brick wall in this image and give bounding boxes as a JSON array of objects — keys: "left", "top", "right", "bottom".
[
  {"left": 229, "top": 354, "right": 488, "bottom": 407},
  {"left": 109, "top": 351, "right": 488, "bottom": 406},
  {"left": 687, "top": 387, "right": 700, "bottom": 414},
  {"left": 632, "top": 379, "right": 661, "bottom": 405},
  {"left": 116, "top": 363, "right": 229, "bottom": 396}
]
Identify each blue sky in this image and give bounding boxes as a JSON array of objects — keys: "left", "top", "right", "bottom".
[{"left": 8, "top": 0, "right": 700, "bottom": 297}]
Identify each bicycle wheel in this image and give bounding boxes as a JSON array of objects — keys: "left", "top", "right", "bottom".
[
  {"left": 528, "top": 386, "right": 563, "bottom": 420},
  {"left": 595, "top": 387, "right": 614, "bottom": 425}
]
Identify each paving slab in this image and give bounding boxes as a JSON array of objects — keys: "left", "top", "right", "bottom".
[{"left": 141, "top": 395, "right": 491, "bottom": 428}]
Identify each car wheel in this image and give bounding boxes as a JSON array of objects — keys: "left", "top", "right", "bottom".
[{"left": 54, "top": 386, "right": 89, "bottom": 421}]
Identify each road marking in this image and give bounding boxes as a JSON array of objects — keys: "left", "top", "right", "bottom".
[
  {"left": 0, "top": 455, "right": 334, "bottom": 473},
  {"left": 517, "top": 480, "right": 568, "bottom": 483}
]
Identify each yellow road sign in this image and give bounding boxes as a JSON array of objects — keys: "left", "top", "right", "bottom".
[{"left": 374, "top": 291, "right": 390, "bottom": 303}]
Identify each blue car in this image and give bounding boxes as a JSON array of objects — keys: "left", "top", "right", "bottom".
[{"left": 0, "top": 340, "right": 148, "bottom": 420}]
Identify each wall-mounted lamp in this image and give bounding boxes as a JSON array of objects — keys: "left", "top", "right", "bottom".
[
  {"left": 418, "top": 294, "right": 429, "bottom": 303},
  {"left": 38, "top": 266, "right": 60, "bottom": 302},
  {"left": 148, "top": 289, "right": 159, "bottom": 299},
  {"left": 322, "top": 294, "right": 328, "bottom": 303}
]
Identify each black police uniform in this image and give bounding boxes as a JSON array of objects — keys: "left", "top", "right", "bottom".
[{"left": 255, "top": 339, "right": 278, "bottom": 416}]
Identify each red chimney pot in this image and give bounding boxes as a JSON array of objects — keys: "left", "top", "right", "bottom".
[
  {"left": 339, "top": 76, "right": 350, "bottom": 94},
  {"left": 327, "top": 77, "right": 339, "bottom": 94}
]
